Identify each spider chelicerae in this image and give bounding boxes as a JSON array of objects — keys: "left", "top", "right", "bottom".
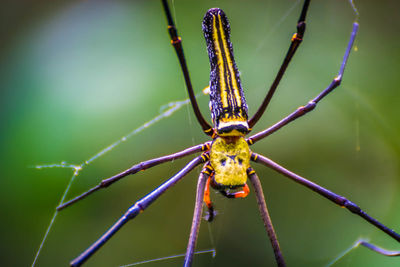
[{"left": 56, "top": 0, "right": 400, "bottom": 266}]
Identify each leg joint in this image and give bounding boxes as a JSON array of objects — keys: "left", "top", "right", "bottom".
[
  {"left": 297, "top": 101, "right": 316, "bottom": 114},
  {"left": 297, "top": 21, "right": 306, "bottom": 35},
  {"left": 334, "top": 75, "right": 342, "bottom": 86},
  {"left": 343, "top": 199, "right": 362, "bottom": 214},
  {"left": 305, "top": 100, "right": 316, "bottom": 111}
]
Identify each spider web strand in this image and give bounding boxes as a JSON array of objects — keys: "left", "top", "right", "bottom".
[
  {"left": 31, "top": 97, "right": 191, "bottom": 267},
  {"left": 325, "top": 238, "right": 400, "bottom": 267},
  {"left": 85, "top": 98, "right": 190, "bottom": 165},
  {"left": 31, "top": 172, "right": 78, "bottom": 267},
  {"left": 119, "top": 248, "right": 216, "bottom": 267}
]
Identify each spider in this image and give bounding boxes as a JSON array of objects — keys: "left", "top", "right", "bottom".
[{"left": 56, "top": 0, "right": 400, "bottom": 266}]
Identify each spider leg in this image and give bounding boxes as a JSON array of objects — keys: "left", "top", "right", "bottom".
[
  {"left": 358, "top": 240, "right": 400, "bottom": 256},
  {"left": 203, "top": 166, "right": 251, "bottom": 221},
  {"left": 203, "top": 173, "right": 216, "bottom": 222},
  {"left": 248, "top": 22, "right": 358, "bottom": 145},
  {"left": 184, "top": 166, "right": 210, "bottom": 267},
  {"left": 219, "top": 184, "right": 250, "bottom": 199},
  {"left": 161, "top": 0, "right": 213, "bottom": 135},
  {"left": 57, "top": 142, "right": 211, "bottom": 210},
  {"left": 251, "top": 152, "right": 400, "bottom": 246},
  {"left": 70, "top": 154, "right": 208, "bottom": 267},
  {"left": 247, "top": 168, "right": 286, "bottom": 267},
  {"left": 248, "top": 0, "right": 310, "bottom": 128}
]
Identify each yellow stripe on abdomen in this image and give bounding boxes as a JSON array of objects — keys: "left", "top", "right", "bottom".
[
  {"left": 211, "top": 15, "right": 242, "bottom": 111},
  {"left": 203, "top": 8, "right": 249, "bottom": 136}
]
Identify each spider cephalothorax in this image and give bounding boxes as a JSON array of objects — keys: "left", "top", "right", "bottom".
[{"left": 209, "top": 136, "right": 250, "bottom": 188}]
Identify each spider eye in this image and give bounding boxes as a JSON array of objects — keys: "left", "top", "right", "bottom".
[
  {"left": 220, "top": 159, "right": 226, "bottom": 166},
  {"left": 238, "top": 158, "right": 243, "bottom": 165}
]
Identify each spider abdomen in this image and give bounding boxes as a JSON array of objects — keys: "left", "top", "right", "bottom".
[{"left": 202, "top": 8, "right": 249, "bottom": 136}]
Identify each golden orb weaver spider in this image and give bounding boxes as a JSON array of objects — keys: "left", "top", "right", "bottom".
[{"left": 54, "top": 0, "right": 400, "bottom": 266}]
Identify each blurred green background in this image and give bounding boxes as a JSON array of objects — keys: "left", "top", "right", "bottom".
[{"left": 1, "top": 0, "right": 399, "bottom": 266}]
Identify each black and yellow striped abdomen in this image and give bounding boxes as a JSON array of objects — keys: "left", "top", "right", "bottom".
[{"left": 203, "top": 8, "right": 249, "bottom": 136}]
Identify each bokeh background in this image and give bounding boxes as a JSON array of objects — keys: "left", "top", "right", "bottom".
[{"left": 1, "top": 0, "right": 399, "bottom": 266}]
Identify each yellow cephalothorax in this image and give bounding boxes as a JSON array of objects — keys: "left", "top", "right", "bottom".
[{"left": 210, "top": 136, "right": 250, "bottom": 187}]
